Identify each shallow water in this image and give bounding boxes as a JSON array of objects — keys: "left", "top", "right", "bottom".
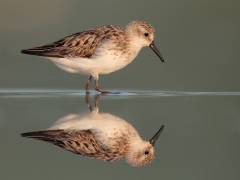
[
  {"left": 1, "top": 0, "right": 240, "bottom": 179},
  {"left": 0, "top": 90, "right": 240, "bottom": 180}
]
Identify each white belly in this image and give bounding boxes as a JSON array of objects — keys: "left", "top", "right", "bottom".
[
  {"left": 49, "top": 52, "right": 134, "bottom": 75},
  {"left": 48, "top": 112, "right": 141, "bottom": 149},
  {"left": 48, "top": 44, "right": 140, "bottom": 78}
]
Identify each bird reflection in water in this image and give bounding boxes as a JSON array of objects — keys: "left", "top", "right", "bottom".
[{"left": 21, "top": 94, "right": 164, "bottom": 167}]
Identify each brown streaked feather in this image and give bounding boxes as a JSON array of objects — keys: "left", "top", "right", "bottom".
[
  {"left": 21, "top": 129, "right": 124, "bottom": 162},
  {"left": 21, "top": 25, "right": 123, "bottom": 58}
]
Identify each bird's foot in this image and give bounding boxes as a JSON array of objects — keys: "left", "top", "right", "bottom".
[{"left": 95, "top": 86, "right": 110, "bottom": 94}]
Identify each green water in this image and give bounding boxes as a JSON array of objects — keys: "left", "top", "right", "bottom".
[{"left": 1, "top": 0, "right": 240, "bottom": 180}]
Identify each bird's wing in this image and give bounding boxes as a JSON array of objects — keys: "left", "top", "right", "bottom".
[
  {"left": 21, "top": 25, "right": 123, "bottom": 58},
  {"left": 21, "top": 129, "right": 123, "bottom": 162}
]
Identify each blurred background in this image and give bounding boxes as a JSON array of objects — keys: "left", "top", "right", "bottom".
[
  {"left": 0, "top": 0, "right": 240, "bottom": 180},
  {"left": 1, "top": 0, "right": 239, "bottom": 91}
]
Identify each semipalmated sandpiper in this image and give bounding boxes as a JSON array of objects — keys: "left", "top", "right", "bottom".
[{"left": 21, "top": 21, "right": 164, "bottom": 93}]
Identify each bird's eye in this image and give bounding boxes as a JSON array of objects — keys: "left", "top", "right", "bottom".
[
  {"left": 144, "top": 151, "right": 149, "bottom": 155},
  {"left": 144, "top": 33, "right": 149, "bottom": 37}
]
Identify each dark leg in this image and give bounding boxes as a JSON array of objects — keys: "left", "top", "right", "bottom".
[
  {"left": 94, "top": 79, "right": 110, "bottom": 93},
  {"left": 85, "top": 93, "right": 93, "bottom": 112},
  {"left": 85, "top": 76, "right": 93, "bottom": 93},
  {"left": 85, "top": 93, "right": 102, "bottom": 113},
  {"left": 94, "top": 94, "right": 100, "bottom": 108}
]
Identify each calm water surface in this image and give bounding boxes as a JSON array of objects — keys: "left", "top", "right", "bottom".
[
  {"left": 0, "top": 90, "right": 239, "bottom": 180},
  {"left": 1, "top": 0, "right": 240, "bottom": 179}
]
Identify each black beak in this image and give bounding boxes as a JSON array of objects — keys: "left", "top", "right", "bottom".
[
  {"left": 149, "top": 125, "right": 165, "bottom": 146},
  {"left": 149, "top": 41, "right": 165, "bottom": 62}
]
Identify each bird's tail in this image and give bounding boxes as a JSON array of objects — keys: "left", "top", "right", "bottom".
[
  {"left": 20, "top": 48, "right": 62, "bottom": 58},
  {"left": 21, "top": 130, "right": 65, "bottom": 147},
  {"left": 20, "top": 49, "right": 44, "bottom": 56}
]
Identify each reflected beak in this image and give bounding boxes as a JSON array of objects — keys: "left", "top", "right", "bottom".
[
  {"left": 149, "top": 125, "right": 165, "bottom": 146},
  {"left": 149, "top": 41, "right": 165, "bottom": 62}
]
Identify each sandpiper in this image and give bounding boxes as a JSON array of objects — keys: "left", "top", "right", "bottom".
[
  {"left": 21, "top": 94, "right": 165, "bottom": 166},
  {"left": 21, "top": 20, "right": 164, "bottom": 93}
]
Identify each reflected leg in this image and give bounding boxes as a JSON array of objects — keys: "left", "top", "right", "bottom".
[
  {"left": 85, "top": 93, "right": 93, "bottom": 112},
  {"left": 85, "top": 76, "right": 93, "bottom": 93}
]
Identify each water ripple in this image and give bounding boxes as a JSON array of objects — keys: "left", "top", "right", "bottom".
[{"left": 0, "top": 89, "right": 240, "bottom": 99}]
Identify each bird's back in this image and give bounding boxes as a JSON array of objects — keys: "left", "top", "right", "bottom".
[
  {"left": 21, "top": 129, "right": 124, "bottom": 162},
  {"left": 21, "top": 25, "right": 123, "bottom": 59}
]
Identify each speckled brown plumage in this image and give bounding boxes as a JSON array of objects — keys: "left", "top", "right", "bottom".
[
  {"left": 21, "top": 129, "right": 125, "bottom": 162},
  {"left": 21, "top": 25, "right": 123, "bottom": 58},
  {"left": 20, "top": 20, "right": 165, "bottom": 93}
]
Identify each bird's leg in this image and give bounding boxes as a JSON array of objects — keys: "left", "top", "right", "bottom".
[
  {"left": 94, "top": 79, "right": 110, "bottom": 93},
  {"left": 85, "top": 93, "right": 93, "bottom": 112},
  {"left": 94, "top": 94, "right": 100, "bottom": 108},
  {"left": 85, "top": 75, "right": 93, "bottom": 93},
  {"left": 93, "top": 95, "right": 100, "bottom": 113}
]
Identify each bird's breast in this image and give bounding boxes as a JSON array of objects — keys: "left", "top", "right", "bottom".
[{"left": 89, "top": 41, "right": 140, "bottom": 74}]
